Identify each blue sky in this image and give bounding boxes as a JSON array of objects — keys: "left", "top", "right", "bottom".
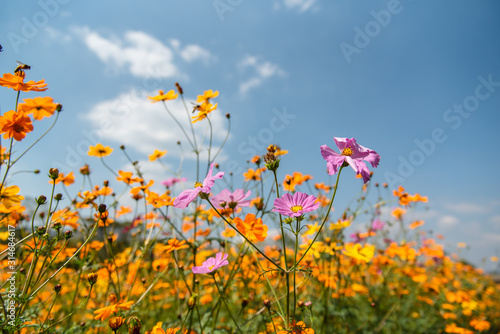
[{"left": 1, "top": 0, "right": 500, "bottom": 270}]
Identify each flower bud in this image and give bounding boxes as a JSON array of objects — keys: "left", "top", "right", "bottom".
[
  {"left": 37, "top": 226, "right": 46, "bottom": 236},
  {"left": 188, "top": 294, "right": 198, "bottom": 309},
  {"left": 263, "top": 299, "right": 271, "bottom": 309},
  {"left": 225, "top": 113, "right": 230, "bottom": 119},
  {"left": 34, "top": 169, "right": 40, "bottom": 174},
  {"left": 98, "top": 204, "right": 107, "bottom": 213},
  {"left": 64, "top": 230, "right": 73, "bottom": 239},
  {"left": 80, "top": 164, "right": 90, "bottom": 175},
  {"left": 108, "top": 316, "right": 125, "bottom": 331},
  {"left": 175, "top": 82, "right": 183, "bottom": 95},
  {"left": 52, "top": 222, "right": 62, "bottom": 231},
  {"left": 56, "top": 103, "right": 63, "bottom": 112},
  {"left": 127, "top": 316, "right": 142, "bottom": 334},
  {"left": 87, "top": 272, "right": 98, "bottom": 286},
  {"left": 54, "top": 193, "right": 63, "bottom": 201},
  {"left": 48, "top": 168, "right": 59, "bottom": 180},
  {"left": 36, "top": 195, "right": 47, "bottom": 205},
  {"left": 54, "top": 284, "right": 62, "bottom": 293},
  {"left": 304, "top": 301, "right": 312, "bottom": 308}
]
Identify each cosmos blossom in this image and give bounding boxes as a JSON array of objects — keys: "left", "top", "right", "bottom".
[
  {"left": 192, "top": 252, "right": 229, "bottom": 274},
  {"left": 161, "top": 177, "right": 187, "bottom": 188},
  {"left": 211, "top": 189, "right": 251, "bottom": 210},
  {"left": 272, "top": 192, "right": 320, "bottom": 218},
  {"left": 320, "top": 137, "right": 380, "bottom": 183},
  {"left": 173, "top": 163, "right": 224, "bottom": 209}
]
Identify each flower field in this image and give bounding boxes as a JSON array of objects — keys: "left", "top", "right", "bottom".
[{"left": 0, "top": 65, "right": 499, "bottom": 334}]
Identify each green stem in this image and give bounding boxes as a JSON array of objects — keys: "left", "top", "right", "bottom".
[
  {"left": 214, "top": 273, "right": 243, "bottom": 334},
  {"left": 272, "top": 170, "right": 288, "bottom": 269},
  {"left": 293, "top": 166, "right": 343, "bottom": 269}
]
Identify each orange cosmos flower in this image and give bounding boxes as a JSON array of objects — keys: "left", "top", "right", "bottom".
[
  {"left": 49, "top": 172, "right": 75, "bottom": 186},
  {"left": 409, "top": 220, "right": 424, "bottom": 229},
  {"left": 88, "top": 143, "right": 113, "bottom": 157},
  {"left": 149, "top": 149, "right": 167, "bottom": 161},
  {"left": 93, "top": 295, "right": 134, "bottom": 321},
  {"left": 277, "top": 321, "right": 314, "bottom": 334},
  {"left": 18, "top": 96, "right": 58, "bottom": 120},
  {"left": 267, "top": 144, "right": 288, "bottom": 156},
  {"left": 148, "top": 90, "right": 178, "bottom": 103},
  {"left": 191, "top": 102, "right": 217, "bottom": 123},
  {"left": 391, "top": 207, "right": 406, "bottom": 219},
  {"left": 0, "top": 185, "right": 24, "bottom": 208},
  {"left": 130, "top": 180, "right": 154, "bottom": 196},
  {"left": 116, "top": 170, "right": 141, "bottom": 185},
  {"left": 234, "top": 213, "right": 268, "bottom": 242},
  {"left": 0, "top": 71, "right": 47, "bottom": 92},
  {"left": 343, "top": 243, "right": 375, "bottom": 263},
  {"left": 196, "top": 89, "right": 219, "bottom": 103},
  {"left": 243, "top": 167, "right": 265, "bottom": 181},
  {"left": 283, "top": 172, "right": 312, "bottom": 192},
  {"left": 163, "top": 238, "right": 189, "bottom": 253},
  {"left": 0, "top": 110, "right": 33, "bottom": 141},
  {"left": 146, "top": 191, "right": 173, "bottom": 208}
]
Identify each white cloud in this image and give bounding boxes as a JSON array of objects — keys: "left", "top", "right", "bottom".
[
  {"left": 73, "top": 27, "right": 213, "bottom": 79},
  {"left": 282, "top": 0, "right": 317, "bottom": 12},
  {"left": 443, "top": 202, "right": 488, "bottom": 214},
  {"left": 490, "top": 215, "right": 500, "bottom": 224},
  {"left": 437, "top": 215, "right": 459, "bottom": 228},
  {"left": 83, "top": 89, "right": 229, "bottom": 162},
  {"left": 238, "top": 55, "right": 287, "bottom": 95},
  {"left": 180, "top": 44, "right": 214, "bottom": 64}
]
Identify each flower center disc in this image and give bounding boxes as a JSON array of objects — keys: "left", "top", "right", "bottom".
[
  {"left": 342, "top": 147, "right": 353, "bottom": 156},
  {"left": 194, "top": 181, "right": 203, "bottom": 188},
  {"left": 290, "top": 205, "right": 303, "bottom": 213}
]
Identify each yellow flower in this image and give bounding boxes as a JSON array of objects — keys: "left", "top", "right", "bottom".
[
  {"left": 329, "top": 219, "right": 351, "bottom": 230},
  {"left": 149, "top": 149, "right": 167, "bottom": 161},
  {"left": 343, "top": 243, "right": 375, "bottom": 263},
  {"left": 148, "top": 90, "right": 178, "bottom": 103},
  {"left": 196, "top": 89, "right": 219, "bottom": 103},
  {"left": 88, "top": 143, "right": 113, "bottom": 157},
  {"left": 0, "top": 185, "right": 24, "bottom": 208},
  {"left": 191, "top": 102, "right": 217, "bottom": 123}
]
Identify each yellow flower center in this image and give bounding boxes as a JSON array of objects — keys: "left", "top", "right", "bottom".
[
  {"left": 208, "top": 265, "right": 214, "bottom": 271},
  {"left": 291, "top": 205, "right": 303, "bottom": 213},
  {"left": 194, "top": 181, "right": 203, "bottom": 188},
  {"left": 342, "top": 147, "right": 353, "bottom": 156}
]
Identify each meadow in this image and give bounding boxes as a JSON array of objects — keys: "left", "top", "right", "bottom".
[{"left": 0, "top": 63, "right": 499, "bottom": 334}]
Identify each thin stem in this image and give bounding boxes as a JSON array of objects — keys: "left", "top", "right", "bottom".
[
  {"left": 293, "top": 167, "right": 343, "bottom": 269},
  {"left": 211, "top": 115, "right": 231, "bottom": 162},
  {"left": 162, "top": 101, "right": 195, "bottom": 150},
  {"left": 272, "top": 170, "right": 288, "bottom": 269},
  {"left": 214, "top": 273, "right": 243, "bottom": 334},
  {"left": 206, "top": 116, "right": 214, "bottom": 174}
]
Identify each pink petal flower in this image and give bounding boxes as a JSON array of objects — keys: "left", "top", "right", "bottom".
[
  {"left": 211, "top": 189, "right": 251, "bottom": 210},
  {"left": 272, "top": 192, "right": 320, "bottom": 218},
  {"left": 321, "top": 137, "right": 380, "bottom": 183},
  {"left": 173, "top": 163, "right": 224, "bottom": 209},
  {"left": 192, "top": 252, "right": 229, "bottom": 274}
]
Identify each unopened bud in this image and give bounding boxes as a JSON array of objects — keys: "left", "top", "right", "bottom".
[
  {"left": 64, "top": 230, "right": 73, "bottom": 239},
  {"left": 87, "top": 272, "right": 98, "bottom": 285},
  {"left": 48, "top": 168, "right": 59, "bottom": 179},
  {"left": 264, "top": 299, "right": 271, "bottom": 309},
  {"left": 56, "top": 103, "right": 63, "bottom": 112},
  {"left": 36, "top": 195, "right": 47, "bottom": 205},
  {"left": 127, "top": 316, "right": 142, "bottom": 334},
  {"left": 54, "top": 284, "right": 62, "bottom": 293},
  {"left": 37, "top": 226, "right": 46, "bottom": 235},
  {"left": 98, "top": 204, "right": 107, "bottom": 213},
  {"left": 54, "top": 193, "right": 63, "bottom": 201},
  {"left": 188, "top": 294, "right": 198, "bottom": 309},
  {"left": 175, "top": 82, "right": 183, "bottom": 94}
]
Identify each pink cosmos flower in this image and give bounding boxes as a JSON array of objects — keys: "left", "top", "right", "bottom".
[
  {"left": 192, "top": 252, "right": 229, "bottom": 274},
  {"left": 320, "top": 137, "right": 380, "bottom": 183},
  {"left": 272, "top": 192, "right": 320, "bottom": 218},
  {"left": 173, "top": 163, "right": 224, "bottom": 209},
  {"left": 371, "top": 219, "right": 385, "bottom": 231},
  {"left": 211, "top": 189, "right": 251, "bottom": 210},
  {"left": 161, "top": 177, "right": 187, "bottom": 188}
]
